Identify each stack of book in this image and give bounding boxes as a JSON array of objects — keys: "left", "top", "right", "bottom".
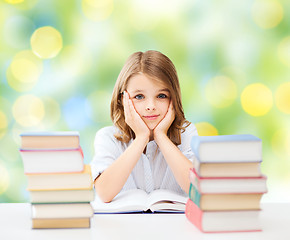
[
  {"left": 185, "top": 134, "right": 268, "bottom": 233},
  {"left": 19, "top": 132, "right": 94, "bottom": 229}
]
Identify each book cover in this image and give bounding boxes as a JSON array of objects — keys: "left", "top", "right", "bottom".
[
  {"left": 191, "top": 134, "right": 262, "bottom": 163},
  {"left": 189, "top": 168, "right": 268, "bottom": 194},
  {"left": 185, "top": 199, "right": 262, "bottom": 233}
]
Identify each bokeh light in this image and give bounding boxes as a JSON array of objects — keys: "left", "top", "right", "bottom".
[
  {"left": 6, "top": 50, "right": 43, "bottom": 92},
  {"left": 205, "top": 75, "right": 238, "bottom": 108},
  {"left": 252, "top": 0, "right": 283, "bottom": 29},
  {"left": 12, "top": 95, "right": 45, "bottom": 127},
  {"left": 0, "top": 111, "right": 8, "bottom": 139},
  {"left": 1, "top": 0, "right": 290, "bottom": 203},
  {"left": 0, "top": 162, "right": 10, "bottom": 195},
  {"left": 278, "top": 36, "right": 290, "bottom": 68},
  {"left": 195, "top": 122, "right": 218, "bottom": 136},
  {"left": 275, "top": 82, "right": 290, "bottom": 114},
  {"left": 82, "top": 0, "right": 114, "bottom": 22},
  {"left": 4, "top": 0, "right": 24, "bottom": 4},
  {"left": 241, "top": 83, "right": 273, "bottom": 116},
  {"left": 30, "top": 26, "right": 63, "bottom": 59}
]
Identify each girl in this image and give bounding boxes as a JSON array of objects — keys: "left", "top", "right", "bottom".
[{"left": 91, "top": 50, "right": 198, "bottom": 203}]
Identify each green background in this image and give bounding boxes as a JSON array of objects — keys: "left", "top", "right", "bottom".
[{"left": 0, "top": 0, "right": 290, "bottom": 203}]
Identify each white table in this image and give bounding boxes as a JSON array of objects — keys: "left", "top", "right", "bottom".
[{"left": 0, "top": 203, "right": 289, "bottom": 240}]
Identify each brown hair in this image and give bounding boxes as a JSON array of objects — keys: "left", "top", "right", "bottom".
[{"left": 110, "top": 50, "right": 190, "bottom": 145}]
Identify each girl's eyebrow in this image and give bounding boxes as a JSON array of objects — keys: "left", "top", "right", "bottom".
[
  {"left": 131, "top": 89, "right": 143, "bottom": 94},
  {"left": 158, "top": 88, "right": 170, "bottom": 92},
  {"left": 130, "top": 88, "right": 169, "bottom": 94}
]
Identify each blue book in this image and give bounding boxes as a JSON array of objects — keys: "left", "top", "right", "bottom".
[{"left": 191, "top": 134, "right": 262, "bottom": 163}]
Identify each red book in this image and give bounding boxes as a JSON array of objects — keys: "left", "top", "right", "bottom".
[
  {"left": 189, "top": 168, "right": 267, "bottom": 194},
  {"left": 185, "top": 199, "right": 262, "bottom": 233}
]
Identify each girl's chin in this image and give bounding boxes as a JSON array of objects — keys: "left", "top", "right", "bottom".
[{"left": 146, "top": 122, "right": 158, "bottom": 130}]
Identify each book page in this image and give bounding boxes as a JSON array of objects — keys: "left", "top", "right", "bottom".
[
  {"left": 147, "top": 189, "right": 188, "bottom": 212},
  {"left": 92, "top": 189, "right": 148, "bottom": 213}
]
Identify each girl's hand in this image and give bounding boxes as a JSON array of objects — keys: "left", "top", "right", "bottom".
[
  {"left": 154, "top": 101, "right": 175, "bottom": 138},
  {"left": 123, "top": 91, "right": 150, "bottom": 140}
]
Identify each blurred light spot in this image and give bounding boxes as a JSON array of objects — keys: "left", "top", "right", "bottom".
[
  {"left": 0, "top": 163, "right": 10, "bottom": 195},
  {"left": 7, "top": 50, "right": 43, "bottom": 92},
  {"left": 63, "top": 96, "right": 91, "bottom": 130},
  {"left": 30, "top": 26, "right": 63, "bottom": 59},
  {"left": 12, "top": 95, "right": 45, "bottom": 127},
  {"left": 195, "top": 122, "right": 218, "bottom": 136},
  {"left": 4, "top": 15, "right": 35, "bottom": 49},
  {"left": 85, "top": 90, "right": 111, "bottom": 123},
  {"left": 205, "top": 76, "right": 237, "bottom": 108},
  {"left": 4, "top": 0, "right": 38, "bottom": 10},
  {"left": 4, "top": 0, "right": 24, "bottom": 3},
  {"left": 278, "top": 36, "right": 290, "bottom": 68},
  {"left": 252, "top": 0, "right": 283, "bottom": 29},
  {"left": 272, "top": 129, "right": 290, "bottom": 157},
  {"left": 0, "top": 111, "right": 8, "bottom": 139},
  {"left": 275, "top": 82, "right": 290, "bottom": 114},
  {"left": 42, "top": 97, "right": 61, "bottom": 127},
  {"left": 82, "top": 0, "right": 114, "bottom": 22},
  {"left": 241, "top": 83, "right": 273, "bottom": 116},
  {"left": 11, "top": 59, "right": 38, "bottom": 83}
]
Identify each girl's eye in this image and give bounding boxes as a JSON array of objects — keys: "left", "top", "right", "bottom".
[
  {"left": 134, "top": 94, "right": 144, "bottom": 100},
  {"left": 158, "top": 94, "right": 167, "bottom": 99}
]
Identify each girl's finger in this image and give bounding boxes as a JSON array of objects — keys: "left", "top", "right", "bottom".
[{"left": 123, "top": 91, "right": 131, "bottom": 120}]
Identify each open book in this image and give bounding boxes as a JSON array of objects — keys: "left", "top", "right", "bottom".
[{"left": 91, "top": 189, "right": 188, "bottom": 213}]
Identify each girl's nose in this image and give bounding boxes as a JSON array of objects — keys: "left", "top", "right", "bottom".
[
  {"left": 146, "top": 106, "right": 156, "bottom": 111},
  {"left": 145, "top": 99, "right": 156, "bottom": 111}
]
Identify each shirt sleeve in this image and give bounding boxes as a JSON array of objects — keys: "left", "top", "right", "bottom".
[
  {"left": 90, "top": 127, "right": 124, "bottom": 181},
  {"left": 179, "top": 123, "right": 198, "bottom": 162}
]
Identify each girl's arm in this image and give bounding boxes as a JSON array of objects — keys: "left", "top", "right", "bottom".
[
  {"left": 94, "top": 135, "right": 148, "bottom": 202},
  {"left": 153, "top": 102, "right": 192, "bottom": 194},
  {"left": 94, "top": 91, "right": 150, "bottom": 202}
]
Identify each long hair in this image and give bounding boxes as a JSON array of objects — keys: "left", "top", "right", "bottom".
[{"left": 110, "top": 50, "right": 190, "bottom": 145}]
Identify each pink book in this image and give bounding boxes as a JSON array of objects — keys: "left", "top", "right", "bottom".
[{"left": 185, "top": 199, "right": 262, "bottom": 233}]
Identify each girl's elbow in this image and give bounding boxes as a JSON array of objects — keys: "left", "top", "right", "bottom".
[{"left": 94, "top": 182, "right": 114, "bottom": 203}]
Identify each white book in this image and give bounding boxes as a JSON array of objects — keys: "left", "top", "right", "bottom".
[
  {"left": 92, "top": 189, "right": 188, "bottom": 213},
  {"left": 32, "top": 203, "right": 94, "bottom": 219},
  {"left": 26, "top": 165, "right": 92, "bottom": 191},
  {"left": 191, "top": 134, "right": 262, "bottom": 163},
  {"left": 20, "top": 148, "right": 84, "bottom": 174},
  {"left": 30, "top": 189, "right": 95, "bottom": 203}
]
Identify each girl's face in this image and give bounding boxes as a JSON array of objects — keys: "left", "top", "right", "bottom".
[{"left": 126, "top": 73, "right": 171, "bottom": 130}]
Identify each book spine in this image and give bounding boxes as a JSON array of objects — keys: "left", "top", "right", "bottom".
[
  {"left": 185, "top": 199, "right": 203, "bottom": 232},
  {"left": 188, "top": 183, "right": 201, "bottom": 208}
]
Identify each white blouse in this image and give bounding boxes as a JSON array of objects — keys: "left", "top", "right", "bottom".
[{"left": 90, "top": 123, "right": 198, "bottom": 196}]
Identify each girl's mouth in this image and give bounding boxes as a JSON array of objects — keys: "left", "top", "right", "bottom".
[{"left": 143, "top": 115, "right": 159, "bottom": 120}]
